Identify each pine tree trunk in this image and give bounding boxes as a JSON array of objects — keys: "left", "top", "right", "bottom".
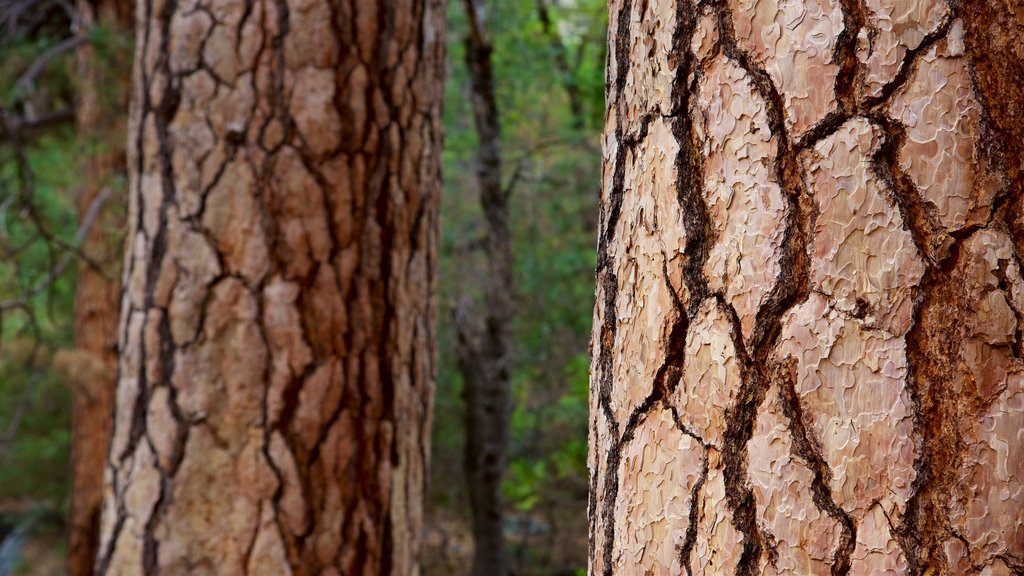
[
  {"left": 455, "top": 1, "right": 513, "bottom": 574},
  {"left": 95, "top": 1, "right": 444, "bottom": 574},
  {"left": 589, "top": 1, "right": 1024, "bottom": 574},
  {"left": 69, "top": 1, "right": 132, "bottom": 574}
]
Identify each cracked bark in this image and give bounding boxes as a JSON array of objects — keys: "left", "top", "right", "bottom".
[
  {"left": 95, "top": 0, "right": 444, "bottom": 574},
  {"left": 68, "top": 1, "right": 132, "bottom": 575},
  {"left": 590, "top": 0, "right": 1024, "bottom": 574}
]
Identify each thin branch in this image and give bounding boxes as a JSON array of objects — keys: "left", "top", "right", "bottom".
[
  {"left": 0, "top": 107, "right": 75, "bottom": 142},
  {"left": 15, "top": 35, "right": 87, "bottom": 96},
  {"left": 0, "top": 0, "right": 75, "bottom": 42},
  {"left": 0, "top": 369, "right": 39, "bottom": 460},
  {"left": 536, "top": 0, "right": 585, "bottom": 128},
  {"left": 0, "top": 186, "right": 111, "bottom": 313}
]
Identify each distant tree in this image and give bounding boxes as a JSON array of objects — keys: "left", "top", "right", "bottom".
[
  {"left": 590, "top": 1, "right": 1024, "bottom": 574},
  {"left": 535, "top": 0, "right": 585, "bottom": 129},
  {"left": 95, "top": 0, "right": 444, "bottom": 573},
  {"left": 68, "top": 1, "right": 131, "bottom": 574},
  {"left": 454, "top": 1, "right": 513, "bottom": 574}
]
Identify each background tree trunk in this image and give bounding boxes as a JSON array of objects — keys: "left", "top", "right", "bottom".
[
  {"left": 590, "top": 0, "right": 1023, "bottom": 574},
  {"left": 68, "top": 1, "right": 132, "bottom": 574},
  {"left": 454, "top": 1, "right": 513, "bottom": 574},
  {"left": 535, "top": 0, "right": 585, "bottom": 130},
  {"left": 96, "top": 0, "right": 444, "bottom": 573}
]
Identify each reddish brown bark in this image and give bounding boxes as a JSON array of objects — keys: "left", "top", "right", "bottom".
[
  {"left": 68, "top": 1, "right": 132, "bottom": 574},
  {"left": 590, "top": 0, "right": 1024, "bottom": 574},
  {"left": 95, "top": 1, "right": 444, "bottom": 574}
]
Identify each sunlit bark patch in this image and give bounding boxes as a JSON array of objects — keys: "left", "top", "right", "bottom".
[
  {"left": 949, "top": 374, "right": 1024, "bottom": 570},
  {"left": 691, "top": 458, "right": 743, "bottom": 575},
  {"left": 694, "top": 54, "right": 787, "bottom": 340},
  {"left": 621, "top": 0, "right": 677, "bottom": 133},
  {"left": 748, "top": 384, "right": 841, "bottom": 575},
  {"left": 672, "top": 299, "right": 741, "bottom": 448},
  {"left": 801, "top": 117, "right": 925, "bottom": 336},
  {"left": 728, "top": 0, "right": 844, "bottom": 136},
  {"left": 779, "top": 293, "right": 918, "bottom": 520},
  {"left": 945, "top": 231, "right": 1024, "bottom": 567},
  {"left": 888, "top": 19, "right": 999, "bottom": 233},
  {"left": 690, "top": 9, "right": 719, "bottom": 64},
  {"left": 613, "top": 406, "right": 704, "bottom": 574},
  {"left": 588, "top": 405, "right": 614, "bottom": 576},
  {"left": 609, "top": 117, "right": 685, "bottom": 425},
  {"left": 957, "top": 231, "right": 1024, "bottom": 402},
  {"left": 851, "top": 502, "right": 909, "bottom": 573},
  {"left": 858, "top": 0, "right": 949, "bottom": 101}
]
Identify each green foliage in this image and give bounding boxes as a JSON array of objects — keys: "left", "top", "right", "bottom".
[
  {"left": 432, "top": 0, "right": 606, "bottom": 572},
  {"left": 0, "top": 30, "right": 87, "bottom": 514},
  {"left": 0, "top": 127, "right": 79, "bottom": 509},
  {"left": 0, "top": 345, "right": 72, "bottom": 505}
]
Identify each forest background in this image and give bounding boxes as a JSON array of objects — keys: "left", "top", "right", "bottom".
[{"left": 0, "top": 0, "right": 606, "bottom": 573}]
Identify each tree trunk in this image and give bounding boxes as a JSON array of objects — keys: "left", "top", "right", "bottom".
[
  {"left": 69, "top": 1, "right": 132, "bottom": 574},
  {"left": 95, "top": 1, "right": 444, "bottom": 574},
  {"left": 590, "top": 1, "right": 1024, "bottom": 574},
  {"left": 455, "top": 2, "right": 513, "bottom": 575}
]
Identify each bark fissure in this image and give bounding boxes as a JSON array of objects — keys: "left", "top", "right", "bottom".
[
  {"left": 779, "top": 362, "right": 857, "bottom": 575},
  {"left": 709, "top": 3, "right": 830, "bottom": 573},
  {"left": 869, "top": 115, "right": 953, "bottom": 264},
  {"left": 895, "top": 240, "right": 968, "bottom": 573},
  {"left": 671, "top": 2, "right": 711, "bottom": 317},
  {"left": 833, "top": 0, "right": 867, "bottom": 115},
  {"left": 589, "top": 0, "right": 636, "bottom": 570},
  {"left": 677, "top": 434, "right": 710, "bottom": 576}
]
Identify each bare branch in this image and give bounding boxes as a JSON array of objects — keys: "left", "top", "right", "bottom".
[
  {"left": 0, "top": 107, "right": 75, "bottom": 142},
  {"left": 15, "top": 35, "right": 87, "bottom": 97},
  {"left": 0, "top": 185, "right": 111, "bottom": 313}
]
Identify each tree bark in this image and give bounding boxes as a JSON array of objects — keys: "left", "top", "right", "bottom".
[
  {"left": 69, "top": 1, "right": 131, "bottom": 575},
  {"left": 455, "top": 1, "right": 513, "bottom": 575},
  {"left": 95, "top": 1, "right": 444, "bottom": 574},
  {"left": 590, "top": 0, "right": 1024, "bottom": 574}
]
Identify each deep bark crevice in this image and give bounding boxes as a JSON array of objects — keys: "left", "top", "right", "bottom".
[
  {"left": 709, "top": 3, "right": 821, "bottom": 572},
  {"left": 778, "top": 361, "right": 857, "bottom": 576},
  {"left": 590, "top": 0, "right": 635, "bottom": 571}
]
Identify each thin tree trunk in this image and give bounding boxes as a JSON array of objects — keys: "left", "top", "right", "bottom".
[
  {"left": 95, "top": 1, "right": 444, "bottom": 574},
  {"left": 455, "top": 1, "right": 512, "bottom": 575},
  {"left": 590, "top": 0, "right": 1024, "bottom": 574},
  {"left": 535, "top": 0, "right": 585, "bottom": 129},
  {"left": 68, "top": 1, "right": 131, "bottom": 574}
]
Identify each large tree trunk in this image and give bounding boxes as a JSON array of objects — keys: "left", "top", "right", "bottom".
[
  {"left": 69, "top": 1, "right": 132, "bottom": 574},
  {"left": 590, "top": 1, "right": 1024, "bottom": 574},
  {"left": 95, "top": 1, "right": 444, "bottom": 574},
  {"left": 455, "top": 1, "right": 513, "bottom": 574}
]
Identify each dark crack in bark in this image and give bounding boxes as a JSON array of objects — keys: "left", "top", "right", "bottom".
[{"left": 778, "top": 359, "right": 857, "bottom": 576}]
